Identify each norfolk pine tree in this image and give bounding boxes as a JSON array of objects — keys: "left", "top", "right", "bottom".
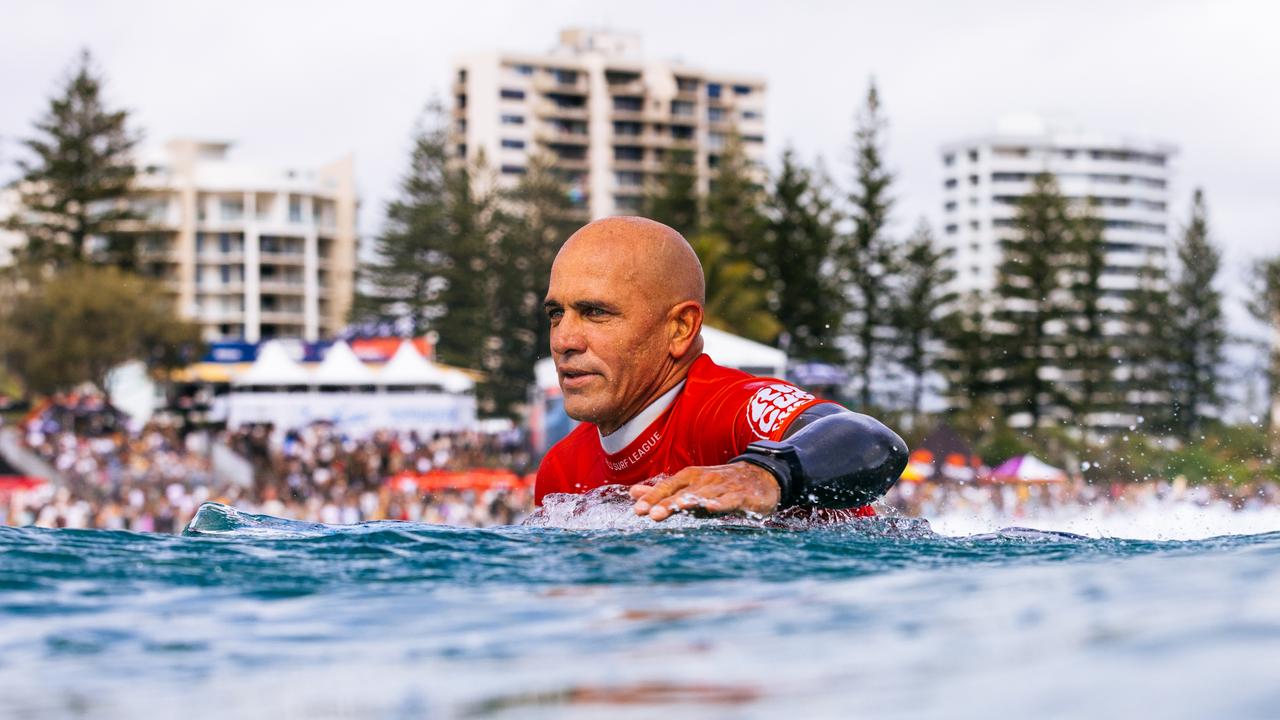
[
  {"left": 642, "top": 149, "right": 700, "bottom": 237},
  {"left": 989, "top": 173, "right": 1073, "bottom": 431},
  {"left": 842, "top": 80, "right": 896, "bottom": 410},
  {"left": 759, "top": 149, "right": 844, "bottom": 362},
  {"left": 1166, "top": 189, "right": 1227, "bottom": 439},
  {"left": 891, "top": 219, "right": 956, "bottom": 422},
  {"left": 7, "top": 50, "right": 142, "bottom": 270},
  {"left": 1062, "top": 205, "right": 1111, "bottom": 429},
  {"left": 1246, "top": 254, "right": 1280, "bottom": 444}
]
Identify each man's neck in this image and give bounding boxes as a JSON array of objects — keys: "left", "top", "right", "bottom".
[
  {"left": 596, "top": 354, "right": 699, "bottom": 437},
  {"left": 598, "top": 379, "right": 685, "bottom": 454}
]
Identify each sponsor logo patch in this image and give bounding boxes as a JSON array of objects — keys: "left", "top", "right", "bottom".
[{"left": 746, "top": 384, "right": 814, "bottom": 438}]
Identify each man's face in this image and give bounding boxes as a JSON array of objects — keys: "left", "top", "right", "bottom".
[{"left": 544, "top": 239, "right": 672, "bottom": 431}]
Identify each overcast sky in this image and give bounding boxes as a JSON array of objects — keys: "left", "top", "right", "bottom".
[{"left": 3, "top": 0, "right": 1277, "bottom": 350}]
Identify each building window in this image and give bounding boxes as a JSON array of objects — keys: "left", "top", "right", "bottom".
[
  {"left": 708, "top": 107, "right": 725, "bottom": 122},
  {"left": 707, "top": 83, "right": 722, "bottom": 98},
  {"left": 969, "top": 220, "right": 980, "bottom": 231},
  {"left": 708, "top": 132, "right": 725, "bottom": 150},
  {"left": 992, "top": 172, "right": 1028, "bottom": 182},
  {"left": 944, "top": 201, "right": 957, "bottom": 212},
  {"left": 500, "top": 88, "right": 525, "bottom": 100},
  {"left": 554, "top": 69, "right": 578, "bottom": 85},
  {"left": 613, "top": 121, "right": 643, "bottom": 136},
  {"left": 733, "top": 84, "right": 752, "bottom": 95},
  {"left": 742, "top": 110, "right": 762, "bottom": 121},
  {"left": 743, "top": 135, "right": 764, "bottom": 144},
  {"left": 288, "top": 195, "right": 303, "bottom": 222},
  {"left": 671, "top": 101, "right": 695, "bottom": 117},
  {"left": 943, "top": 153, "right": 955, "bottom": 166},
  {"left": 615, "top": 195, "right": 643, "bottom": 211},
  {"left": 615, "top": 171, "right": 644, "bottom": 187},
  {"left": 968, "top": 148, "right": 979, "bottom": 162},
  {"left": 945, "top": 224, "right": 958, "bottom": 234},
  {"left": 944, "top": 178, "right": 958, "bottom": 189},
  {"left": 500, "top": 114, "right": 524, "bottom": 125},
  {"left": 500, "top": 164, "right": 525, "bottom": 175},
  {"left": 513, "top": 64, "right": 533, "bottom": 76},
  {"left": 968, "top": 174, "right": 979, "bottom": 186},
  {"left": 676, "top": 76, "right": 699, "bottom": 92},
  {"left": 614, "top": 146, "right": 644, "bottom": 162},
  {"left": 219, "top": 197, "right": 243, "bottom": 221},
  {"left": 501, "top": 138, "right": 526, "bottom": 149},
  {"left": 613, "top": 96, "right": 643, "bottom": 112}
]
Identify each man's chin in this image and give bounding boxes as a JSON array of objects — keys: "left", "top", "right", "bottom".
[{"left": 562, "top": 396, "right": 610, "bottom": 425}]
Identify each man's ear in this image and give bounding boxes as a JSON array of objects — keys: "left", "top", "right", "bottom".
[{"left": 668, "top": 301, "right": 704, "bottom": 359}]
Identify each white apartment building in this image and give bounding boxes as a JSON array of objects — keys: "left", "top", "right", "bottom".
[
  {"left": 128, "top": 139, "right": 358, "bottom": 343},
  {"left": 452, "top": 28, "right": 767, "bottom": 219},
  {"left": 940, "top": 116, "right": 1176, "bottom": 300},
  {"left": 940, "top": 116, "right": 1177, "bottom": 429}
]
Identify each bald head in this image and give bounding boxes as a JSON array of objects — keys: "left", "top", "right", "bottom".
[{"left": 556, "top": 216, "right": 705, "bottom": 307}]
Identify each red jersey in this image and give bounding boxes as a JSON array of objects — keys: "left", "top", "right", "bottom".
[{"left": 535, "top": 354, "right": 875, "bottom": 517}]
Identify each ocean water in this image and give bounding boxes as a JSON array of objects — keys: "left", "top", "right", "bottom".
[{"left": 3, "top": 490, "right": 1280, "bottom": 719}]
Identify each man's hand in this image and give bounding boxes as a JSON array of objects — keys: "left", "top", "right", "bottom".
[{"left": 629, "top": 462, "right": 780, "bottom": 521}]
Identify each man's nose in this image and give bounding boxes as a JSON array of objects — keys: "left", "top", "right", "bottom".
[{"left": 550, "top": 313, "right": 587, "bottom": 356}]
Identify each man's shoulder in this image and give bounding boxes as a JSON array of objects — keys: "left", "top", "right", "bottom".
[{"left": 544, "top": 421, "right": 600, "bottom": 464}]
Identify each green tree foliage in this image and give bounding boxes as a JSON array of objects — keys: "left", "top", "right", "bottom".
[
  {"left": 990, "top": 172, "right": 1073, "bottom": 430},
  {"left": 890, "top": 219, "right": 957, "bottom": 419},
  {"left": 694, "top": 130, "right": 777, "bottom": 343},
  {"left": 0, "top": 266, "right": 203, "bottom": 396},
  {"left": 353, "top": 99, "right": 493, "bottom": 368},
  {"left": 483, "top": 156, "right": 579, "bottom": 414},
  {"left": 942, "top": 292, "right": 994, "bottom": 413},
  {"left": 758, "top": 149, "right": 844, "bottom": 361},
  {"left": 7, "top": 50, "right": 142, "bottom": 270},
  {"left": 1166, "top": 189, "right": 1226, "bottom": 439},
  {"left": 642, "top": 149, "right": 699, "bottom": 237},
  {"left": 1246, "top": 254, "right": 1280, "bottom": 440},
  {"left": 1061, "top": 206, "right": 1111, "bottom": 428},
  {"left": 1122, "top": 258, "right": 1175, "bottom": 430},
  {"left": 842, "top": 80, "right": 896, "bottom": 410},
  {"left": 689, "top": 231, "right": 781, "bottom": 343}
]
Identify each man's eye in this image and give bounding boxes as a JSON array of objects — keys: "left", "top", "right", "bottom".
[{"left": 583, "top": 307, "right": 606, "bottom": 318}]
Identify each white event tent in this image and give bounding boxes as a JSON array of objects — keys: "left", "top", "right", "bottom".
[{"left": 228, "top": 340, "right": 476, "bottom": 434}]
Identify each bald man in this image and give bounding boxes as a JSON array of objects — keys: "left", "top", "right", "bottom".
[{"left": 536, "top": 216, "right": 908, "bottom": 522}]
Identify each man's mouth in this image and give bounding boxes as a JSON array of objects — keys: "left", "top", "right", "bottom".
[{"left": 559, "top": 369, "right": 600, "bottom": 390}]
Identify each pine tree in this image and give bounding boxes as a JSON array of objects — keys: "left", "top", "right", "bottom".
[
  {"left": 891, "top": 219, "right": 957, "bottom": 420},
  {"left": 1062, "top": 206, "right": 1110, "bottom": 428},
  {"left": 7, "top": 50, "right": 142, "bottom": 269},
  {"left": 1246, "top": 254, "right": 1280, "bottom": 441},
  {"left": 689, "top": 231, "right": 781, "bottom": 343},
  {"left": 696, "top": 130, "right": 777, "bottom": 343},
  {"left": 942, "top": 291, "right": 994, "bottom": 412},
  {"left": 842, "top": 80, "right": 896, "bottom": 410},
  {"left": 989, "top": 172, "right": 1073, "bottom": 431},
  {"left": 1166, "top": 189, "right": 1226, "bottom": 438},
  {"left": 1123, "top": 257, "right": 1175, "bottom": 431},
  {"left": 484, "top": 155, "right": 579, "bottom": 415},
  {"left": 353, "top": 99, "right": 490, "bottom": 368},
  {"left": 642, "top": 149, "right": 700, "bottom": 237},
  {"left": 759, "top": 149, "right": 843, "bottom": 361}
]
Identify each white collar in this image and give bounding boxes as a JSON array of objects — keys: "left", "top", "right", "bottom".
[{"left": 598, "top": 381, "right": 685, "bottom": 455}]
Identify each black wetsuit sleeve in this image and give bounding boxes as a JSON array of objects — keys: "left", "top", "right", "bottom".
[{"left": 731, "top": 405, "right": 908, "bottom": 508}]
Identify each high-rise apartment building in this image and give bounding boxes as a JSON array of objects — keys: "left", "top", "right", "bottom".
[
  {"left": 940, "top": 116, "right": 1175, "bottom": 299},
  {"left": 452, "top": 28, "right": 767, "bottom": 219},
  {"left": 128, "top": 139, "right": 358, "bottom": 343},
  {"left": 939, "top": 116, "right": 1177, "bottom": 429}
]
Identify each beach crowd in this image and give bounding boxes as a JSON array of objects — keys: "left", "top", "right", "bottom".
[
  {"left": 2, "top": 396, "right": 534, "bottom": 532},
  {"left": 5, "top": 396, "right": 1280, "bottom": 534}
]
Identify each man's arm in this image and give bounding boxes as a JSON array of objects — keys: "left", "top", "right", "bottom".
[{"left": 630, "top": 405, "right": 908, "bottom": 520}]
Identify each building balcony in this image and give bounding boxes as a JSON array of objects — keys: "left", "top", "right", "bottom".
[
  {"left": 535, "top": 102, "right": 589, "bottom": 121},
  {"left": 536, "top": 128, "right": 590, "bottom": 145},
  {"left": 259, "top": 280, "right": 306, "bottom": 294},
  {"left": 198, "top": 251, "right": 246, "bottom": 264},
  {"left": 534, "top": 74, "right": 589, "bottom": 95},
  {"left": 197, "top": 282, "right": 245, "bottom": 294},
  {"left": 549, "top": 157, "right": 590, "bottom": 171},
  {"left": 606, "top": 80, "right": 646, "bottom": 95},
  {"left": 260, "top": 310, "right": 306, "bottom": 323},
  {"left": 259, "top": 252, "right": 306, "bottom": 265}
]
